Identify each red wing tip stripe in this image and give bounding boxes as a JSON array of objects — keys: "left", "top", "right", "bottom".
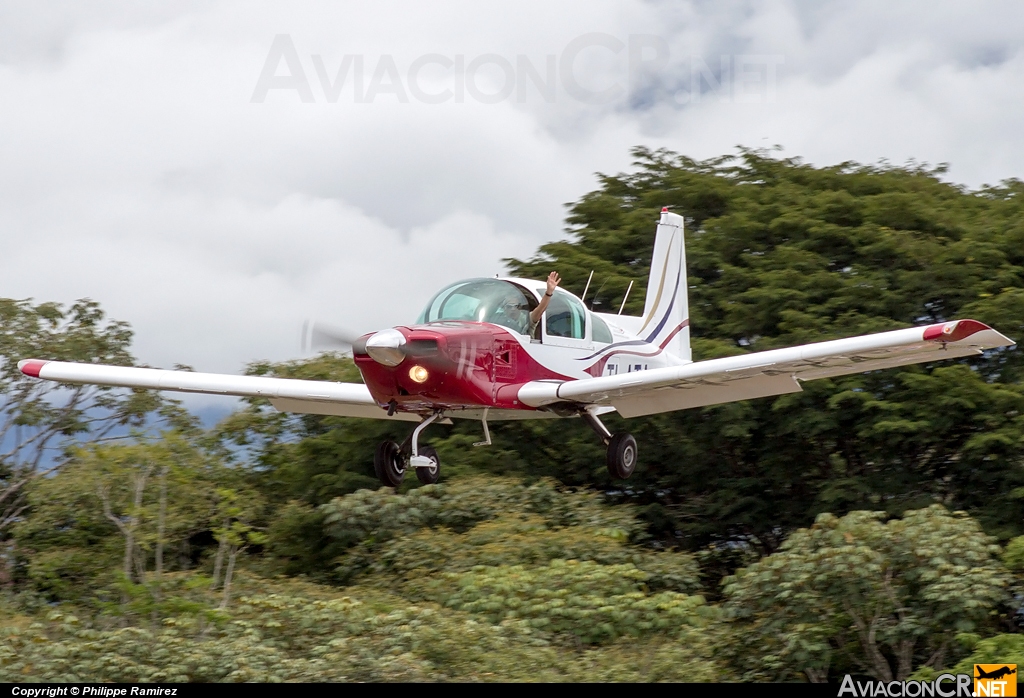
[
  {"left": 923, "top": 319, "right": 993, "bottom": 343},
  {"left": 18, "top": 359, "right": 49, "bottom": 377}
]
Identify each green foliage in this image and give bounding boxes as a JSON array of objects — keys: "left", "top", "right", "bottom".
[
  {"left": 0, "top": 298, "right": 194, "bottom": 448},
  {"left": 299, "top": 477, "right": 710, "bottom": 649},
  {"left": 723, "top": 505, "right": 1011, "bottom": 682},
  {"left": 300, "top": 476, "right": 649, "bottom": 582},
  {"left": 1002, "top": 536, "right": 1024, "bottom": 573},
  {"left": 0, "top": 298, "right": 186, "bottom": 543},
  {"left": 0, "top": 574, "right": 726, "bottom": 682},
  {"left": 372, "top": 514, "right": 700, "bottom": 593},
  {"left": 422, "top": 560, "right": 712, "bottom": 645},
  {"left": 943, "top": 634, "right": 1024, "bottom": 678},
  {"left": 212, "top": 487, "right": 267, "bottom": 549},
  {"left": 262, "top": 501, "right": 344, "bottom": 577},
  {"left": 13, "top": 433, "right": 243, "bottom": 606}
]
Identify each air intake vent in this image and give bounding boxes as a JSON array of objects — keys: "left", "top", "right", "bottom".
[{"left": 406, "top": 339, "right": 438, "bottom": 356}]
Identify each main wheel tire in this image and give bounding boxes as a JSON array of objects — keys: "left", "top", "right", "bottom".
[
  {"left": 374, "top": 439, "right": 406, "bottom": 487},
  {"left": 606, "top": 432, "right": 638, "bottom": 480},
  {"left": 415, "top": 445, "right": 441, "bottom": 485}
]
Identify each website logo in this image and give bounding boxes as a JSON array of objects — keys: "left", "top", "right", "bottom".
[{"left": 975, "top": 665, "right": 1017, "bottom": 697}]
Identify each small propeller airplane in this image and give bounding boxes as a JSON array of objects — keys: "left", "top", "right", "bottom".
[{"left": 18, "top": 209, "right": 1015, "bottom": 486}]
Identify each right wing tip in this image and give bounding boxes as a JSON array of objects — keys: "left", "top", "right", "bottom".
[{"left": 925, "top": 319, "right": 1015, "bottom": 348}]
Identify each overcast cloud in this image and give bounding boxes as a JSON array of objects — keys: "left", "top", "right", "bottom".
[{"left": 2, "top": 1, "right": 1023, "bottom": 418}]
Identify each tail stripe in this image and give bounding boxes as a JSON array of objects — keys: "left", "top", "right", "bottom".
[
  {"left": 638, "top": 235, "right": 677, "bottom": 334},
  {"left": 575, "top": 274, "right": 684, "bottom": 365},
  {"left": 643, "top": 263, "right": 682, "bottom": 344}
]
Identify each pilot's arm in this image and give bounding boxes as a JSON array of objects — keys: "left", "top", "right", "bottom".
[{"left": 530, "top": 271, "right": 561, "bottom": 325}]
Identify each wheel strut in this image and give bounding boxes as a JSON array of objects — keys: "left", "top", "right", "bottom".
[
  {"left": 581, "top": 409, "right": 637, "bottom": 480},
  {"left": 581, "top": 409, "right": 612, "bottom": 446},
  {"left": 409, "top": 411, "right": 443, "bottom": 469}
]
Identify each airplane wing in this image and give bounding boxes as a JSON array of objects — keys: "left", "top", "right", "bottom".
[
  {"left": 517, "top": 319, "right": 1015, "bottom": 418},
  {"left": 17, "top": 359, "right": 420, "bottom": 422}
]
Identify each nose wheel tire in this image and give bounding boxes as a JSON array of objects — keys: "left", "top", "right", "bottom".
[
  {"left": 606, "top": 432, "right": 637, "bottom": 480},
  {"left": 374, "top": 439, "right": 406, "bottom": 487},
  {"left": 415, "top": 445, "right": 441, "bottom": 485}
]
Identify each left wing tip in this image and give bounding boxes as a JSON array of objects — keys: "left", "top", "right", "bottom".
[{"left": 18, "top": 359, "right": 49, "bottom": 377}]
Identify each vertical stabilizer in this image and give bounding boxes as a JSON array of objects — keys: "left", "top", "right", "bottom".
[{"left": 638, "top": 208, "right": 690, "bottom": 361}]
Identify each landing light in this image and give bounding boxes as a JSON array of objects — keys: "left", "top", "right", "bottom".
[{"left": 409, "top": 365, "right": 429, "bottom": 383}]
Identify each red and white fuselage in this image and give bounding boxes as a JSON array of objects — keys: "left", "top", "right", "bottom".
[{"left": 353, "top": 283, "right": 687, "bottom": 418}]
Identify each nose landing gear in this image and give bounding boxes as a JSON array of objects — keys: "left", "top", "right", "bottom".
[
  {"left": 373, "top": 411, "right": 443, "bottom": 487},
  {"left": 581, "top": 409, "right": 637, "bottom": 480},
  {"left": 413, "top": 445, "right": 440, "bottom": 485}
]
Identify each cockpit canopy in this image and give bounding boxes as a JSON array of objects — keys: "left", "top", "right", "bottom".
[{"left": 416, "top": 279, "right": 539, "bottom": 335}]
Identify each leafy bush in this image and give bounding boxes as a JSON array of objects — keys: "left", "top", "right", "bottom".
[
  {"left": 724, "top": 505, "right": 1010, "bottom": 682},
  {"left": 372, "top": 514, "right": 701, "bottom": 594},
  {"left": 0, "top": 575, "right": 726, "bottom": 682},
  {"left": 422, "top": 560, "right": 713, "bottom": 645},
  {"left": 313, "top": 474, "right": 647, "bottom": 577}
]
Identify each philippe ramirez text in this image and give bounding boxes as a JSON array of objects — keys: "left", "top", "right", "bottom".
[{"left": 11, "top": 690, "right": 178, "bottom": 697}]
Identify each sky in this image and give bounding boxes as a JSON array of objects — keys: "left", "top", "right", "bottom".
[{"left": 2, "top": 1, "right": 1023, "bottom": 418}]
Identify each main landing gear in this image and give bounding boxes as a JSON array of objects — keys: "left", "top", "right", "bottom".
[
  {"left": 374, "top": 412, "right": 442, "bottom": 487},
  {"left": 582, "top": 410, "right": 637, "bottom": 480}
]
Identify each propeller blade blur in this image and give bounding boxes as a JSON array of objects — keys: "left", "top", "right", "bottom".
[{"left": 302, "top": 321, "right": 363, "bottom": 354}]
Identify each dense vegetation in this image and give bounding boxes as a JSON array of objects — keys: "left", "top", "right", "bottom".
[{"left": 2, "top": 148, "right": 1024, "bottom": 682}]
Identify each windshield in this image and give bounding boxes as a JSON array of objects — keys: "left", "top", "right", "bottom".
[{"left": 417, "top": 279, "right": 538, "bottom": 335}]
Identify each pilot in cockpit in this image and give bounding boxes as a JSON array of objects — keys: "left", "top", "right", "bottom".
[{"left": 502, "top": 271, "right": 560, "bottom": 338}]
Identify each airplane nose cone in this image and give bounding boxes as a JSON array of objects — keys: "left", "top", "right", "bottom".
[{"left": 365, "top": 328, "right": 406, "bottom": 367}]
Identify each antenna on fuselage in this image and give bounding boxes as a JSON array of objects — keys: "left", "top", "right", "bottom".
[
  {"left": 580, "top": 270, "right": 594, "bottom": 303},
  {"left": 618, "top": 280, "right": 634, "bottom": 315}
]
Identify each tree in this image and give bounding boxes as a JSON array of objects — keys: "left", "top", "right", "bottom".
[
  {"left": 722, "top": 505, "right": 1010, "bottom": 682},
  {"left": 274, "top": 475, "right": 650, "bottom": 581},
  {"left": 209, "top": 487, "right": 267, "bottom": 610},
  {"left": 97, "top": 455, "right": 152, "bottom": 602},
  {"left": 931, "top": 634, "right": 1024, "bottom": 679},
  {"left": 225, "top": 151, "right": 1024, "bottom": 558},
  {"left": 0, "top": 298, "right": 184, "bottom": 546},
  {"left": 13, "top": 432, "right": 227, "bottom": 609}
]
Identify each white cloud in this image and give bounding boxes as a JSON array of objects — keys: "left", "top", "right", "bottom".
[{"left": 1, "top": 0, "right": 1023, "bottom": 391}]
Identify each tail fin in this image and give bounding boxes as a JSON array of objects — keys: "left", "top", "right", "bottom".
[{"left": 638, "top": 208, "right": 690, "bottom": 361}]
